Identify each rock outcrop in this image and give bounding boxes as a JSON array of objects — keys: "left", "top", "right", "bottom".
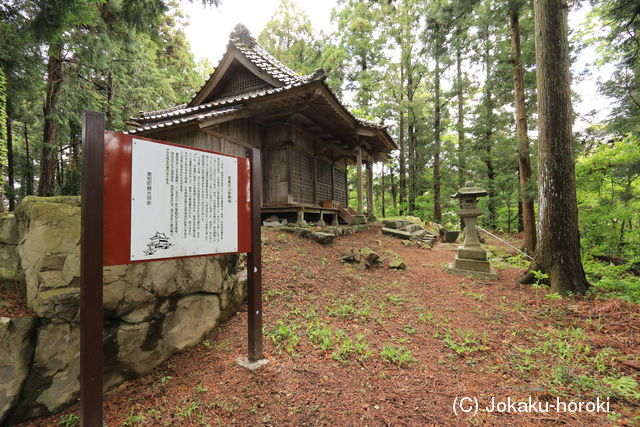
[{"left": 0, "top": 197, "right": 247, "bottom": 423}]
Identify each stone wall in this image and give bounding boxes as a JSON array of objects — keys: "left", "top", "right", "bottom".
[{"left": 0, "top": 197, "right": 247, "bottom": 424}]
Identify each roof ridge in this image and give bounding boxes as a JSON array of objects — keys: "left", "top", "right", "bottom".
[{"left": 229, "top": 24, "right": 301, "bottom": 82}]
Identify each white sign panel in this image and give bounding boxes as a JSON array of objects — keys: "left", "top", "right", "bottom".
[{"left": 130, "top": 138, "right": 238, "bottom": 261}]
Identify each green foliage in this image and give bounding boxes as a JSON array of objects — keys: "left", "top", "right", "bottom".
[
  {"left": 268, "top": 319, "right": 300, "bottom": 355},
  {"left": 442, "top": 329, "right": 489, "bottom": 355},
  {"left": 380, "top": 343, "right": 416, "bottom": 367},
  {"left": 602, "top": 375, "right": 640, "bottom": 401},
  {"left": 58, "top": 413, "right": 79, "bottom": 427},
  {"left": 258, "top": 0, "right": 345, "bottom": 93},
  {"left": 584, "top": 258, "right": 640, "bottom": 303},
  {"left": 1, "top": 0, "right": 211, "bottom": 201},
  {"left": 577, "top": 134, "right": 640, "bottom": 260},
  {"left": 307, "top": 320, "right": 334, "bottom": 351}
]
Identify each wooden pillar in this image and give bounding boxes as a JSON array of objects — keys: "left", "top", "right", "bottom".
[
  {"left": 313, "top": 156, "right": 318, "bottom": 204},
  {"left": 286, "top": 145, "right": 293, "bottom": 203},
  {"left": 366, "top": 161, "right": 374, "bottom": 218},
  {"left": 356, "top": 145, "right": 363, "bottom": 214}
]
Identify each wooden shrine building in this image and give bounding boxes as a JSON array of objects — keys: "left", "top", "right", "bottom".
[{"left": 128, "top": 24, "right": 397, "bottom": 225}]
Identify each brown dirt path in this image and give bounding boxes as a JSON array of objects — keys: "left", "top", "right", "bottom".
[{"left": 24, "top": 227, "right": 640, "bottom": 426}]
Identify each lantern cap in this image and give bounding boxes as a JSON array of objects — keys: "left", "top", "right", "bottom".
[{"left": 451, "top": 181, "right": 488, "bottom": 199}]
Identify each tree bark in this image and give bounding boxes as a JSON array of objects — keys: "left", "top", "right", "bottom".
[
  {"left": 390, "top": 164, "right": 397, "bottom": 212},
  {"left": 407, "top": 64, "right": 416, "bottom": 214},
  {"left": 381, "top": 162, "right": 386, "bottom": 218},
  {"left": 398, "top": 65, "right": 406, "bottom": 212},
  {"left": 433, "top": 24, "right": 442, "bottom": 223},
  {"left": 510, "top": 5, "right": 537, "bottom": 253},
  {"left": 456, "top": 43, "right": 466, "bottom": 190},
  {"left": 106, "top": 71, "right": 114, "bottom": 129},
  {"left": 522, "top": 0, "right": 589, "bottom": 295},
  {"left": 24, "top": 122, "right": 33, "bottom": 196},
  {"left": 39, "top": 44, "right": 63, "bottom": 197},
  {"left": 482, "top": 20, "right": 497, "bottom": 228},
  {"left": 6, "top": 117, "right": 14, "bottom": 211}
]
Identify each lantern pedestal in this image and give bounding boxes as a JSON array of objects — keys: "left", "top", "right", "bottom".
[{"left": 447, "top": 181, "right": 497, "bottom": 280}]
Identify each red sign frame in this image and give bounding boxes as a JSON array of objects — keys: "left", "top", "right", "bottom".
[{"left": 102, "top": 131, "right": 252, "bottom": 266}]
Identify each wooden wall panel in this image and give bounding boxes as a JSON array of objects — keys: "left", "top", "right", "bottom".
[
  {"left": 291, "top": 149, "right": 314, "bottom": 204},
  {"left": 264, "top": 148, "right": 288, "bottom": 203},
  {"left": 333, "top": 167, "right": 347, "bottom": 207},
  {"left": 316, "top": 160, "right": 332, "bottom": 203}
]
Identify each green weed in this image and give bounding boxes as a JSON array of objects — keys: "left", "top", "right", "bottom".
[
  {"left": 307, "top": 321, "right": 333, "bottom": 351},
  {"left": 122, "top": 407, "right": 145, "bottom": 426},
  {"left": 380, "top": 343, "right": 416, "bottom": 367},
  {"left": 442, "top": 329, "right": 489, "bottom": 355},
  {"left": 460, "top": 290, "right": 485, "bottom": 301},
  {"left": 58, "top": 414, "right": 79, "bottom": 427},
  {"left": 268, "top": 319, "right": 300, "bottom": 355}
]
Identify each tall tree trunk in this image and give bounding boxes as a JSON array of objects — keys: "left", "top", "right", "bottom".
[
  {"left": 0, "top": 68, "right": 5, "bottom": 213},
  {"left": 517, "top": 198, "right": 524, "bottom": 232},
  {"left": 24, "top": 122, "right": 33, "bottom": 196},
  {"left": 39, "top": 44, "right": 63, "bottom": 197},
  {"left": 106, "top": 71, "right": 114, "bottom": 129},
  {"left": 510, "top": 5, "right": 537, "bottom": 254},
  {"left": 433, "top": 25, "right": 442, "bottom": 223},
  {"left": 456, "top": 43, "right": 466, "bottom": 190},
  {"left": 520, "top": 0, "right": 588, "bottom": 295},
  {"left": 482, "top": 22, "right": 497, "bottom": 228},
  {"left": 6, "top": 117, "right": 14, "bottom": 211},
  {"left": 408, "top": 119, "right": 416, "bottom": 214},
  {"left": 381, "top": 163, "right": 386, "bottom": 218},
  {"left": 390, "top": 164, "right": 397, "bottom": 212},
  {"left": 407, "top": 65, "right": 416, "bottom": 214},
  {"left": 398, "top": 65, "right": 406, "bottom": 212},
  {"left": 57, "top": 148, "right": 64, "bottom": 190}
]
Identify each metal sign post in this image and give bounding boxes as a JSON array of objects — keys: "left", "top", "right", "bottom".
[
  {"left": 247, "top": 148, "right": 263, "bottom": 361},
  {"left": 80, "top": 111, "right": 105, "bottom": 426}
]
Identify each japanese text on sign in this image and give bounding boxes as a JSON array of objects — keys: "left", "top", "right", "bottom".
[{"left": 130, "top": 138, "right": 238, "bottom": 260}]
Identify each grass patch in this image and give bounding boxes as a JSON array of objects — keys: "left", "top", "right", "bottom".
[
  {"left": 268, "top": 319, "right": 300, "bottom": 355},
  {"left": 380, "top": 343, "right": 416, "bottom": 367},
  {"left": 442, "top": 329, "right": 489, "bottom": 356}
]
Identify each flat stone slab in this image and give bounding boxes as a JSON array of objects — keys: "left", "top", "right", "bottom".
[
  {"left": 236, "top": 357, "right": 269, "bottom": 371},
  {"left": 351, "top": 214, "right": 367, "bottom": 225},
  {"left": 403, "top": 224, "right": 423, "bottom": 233},
  {"left": 382, "top": 227, "right": 413, "bottom": 240},
  {"left": 263, "top": 220, "right": 281, "bottom": 227},
  {"left": 447, "top": 263, "right": 498, "bottom": 280},
  {"left": 313, "top": 232, "right": 336, "bottom": 245},
  {"left": 411, "top": 229, "right": 428, "bottom": 238}
]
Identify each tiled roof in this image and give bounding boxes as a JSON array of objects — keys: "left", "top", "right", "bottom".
[
  {"left": 128, "top": 106, "right": 245, "bottom": 134},
  {"left": 129, "top": 24, "right": 392, "bottom": 145},
  {"left": 130, "top": 81, "right": 313, "bottom": 128},
  {"left": 356, "top": 117, "right": 386, "bottom": 129},
  {"left": 230, "top": 24, "right": 301, "bottom": 86}
]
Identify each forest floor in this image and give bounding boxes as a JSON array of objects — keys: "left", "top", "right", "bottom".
[{"left": 26, "top": 226, "right": 640, "bottom": 426}]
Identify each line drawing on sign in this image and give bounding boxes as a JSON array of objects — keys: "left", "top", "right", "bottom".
[{"left": 143, "top": 231, "right": 173, "bottom": 256}]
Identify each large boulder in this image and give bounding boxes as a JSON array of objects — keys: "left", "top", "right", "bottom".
[
  {"left": 1, "top": 197, "right": 247, "bottom": 423},
  {"left": 0, "top": 316, "right": 36, "bottom": 424},
  {"left": 14, "top": 197, "right": 81, "bottom": 311},
  {"left": 10, "top": 320, "right": 81, "bottom": 420}
]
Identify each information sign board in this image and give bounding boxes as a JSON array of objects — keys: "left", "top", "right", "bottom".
[
  {"left": 102, "top": 132, "right": 252, "bottom": 266},
  {"left": 130, "top": 138, "right": 238, "bottom": 260}
]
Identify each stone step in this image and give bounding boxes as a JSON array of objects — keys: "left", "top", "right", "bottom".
[{"left": 382, "top": 227, "right": 413, "bottom": 240}]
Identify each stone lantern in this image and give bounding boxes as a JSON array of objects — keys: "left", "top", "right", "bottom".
[{"left": 447, "top": 181, "right": 497, "bottom": 279}]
